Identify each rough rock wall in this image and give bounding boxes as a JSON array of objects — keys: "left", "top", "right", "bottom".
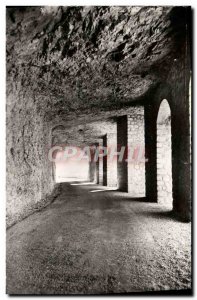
[
  {"left": 7, "top": 6, "right": 182, "bottom": 126},
  {"left": 51, "top": 120, "right": 118, "bottom": 146},
  {"left": 6, "top": 94, "right": 55, "bottom": 227}
]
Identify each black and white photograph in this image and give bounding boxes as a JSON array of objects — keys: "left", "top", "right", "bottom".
[{"left": 5, "top": 2, "right": 193, "bottom": 296}]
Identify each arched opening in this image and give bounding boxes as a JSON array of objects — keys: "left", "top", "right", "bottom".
[
  {"left": 54, "top": 147, "right": 89, "bottom": 183},
  {"left": 157, "top": 99, "right": 173, "bottom": 208}
]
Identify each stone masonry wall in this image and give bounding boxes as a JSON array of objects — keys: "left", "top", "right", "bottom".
[
  {"left": 117, "top": 108, "right": 145, "bottom": 196},
  {"left": 127, "top": 109, "right": 145, "bottom": 197},
  {"left": 144, "top": 33, "right": 191, "bottom": 220}
]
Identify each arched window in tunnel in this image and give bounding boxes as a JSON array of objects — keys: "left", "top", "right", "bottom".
[
  {"left": 156, "top": 99, "right": 173, "bottom": 208},
  {"left": 54, "top": 147, "right": 89, "bottom": 183}
]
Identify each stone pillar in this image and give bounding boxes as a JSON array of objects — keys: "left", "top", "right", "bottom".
[
  {"left": 102, "top": 130, "right": 117, "bottom": 187},
  {"left": 88, "top": 146, "right": 96, "bottom": 182},
  {"left": 95, "top": 143, "right": 99, "bottom": 184},
  {"left": 169, "top": 13, "right": 191, "bottom": 220},
  {"left": 145, "top": 104, "right": 157, "bottom": 202},
  {"left": 117, "top": 109, "right": 145, "bottom": 196},
  {"left": 107, "top": 132, "right": 117, "bottom": 187},
  {"left": 103, "top": 135, "right": 107, "bottom": 186},
  {"left": 98, "top": 139, "right": 103, "bottom": 185},
  {"left": 127, "top": 111, "right": 145, "bottom": 197},
  {"left": 171, "top": 93, "right": 191, "bottom": 221},
  {"left": 88, "top": 160, "right": 96, "bottom": 182},
  {"left": 117, "top": 116, "right": 128, "bottom": 191}
]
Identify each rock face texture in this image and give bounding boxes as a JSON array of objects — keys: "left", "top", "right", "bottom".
[
  {"left": 6, "top": 6, "right": 189, "bottom": 124},
  {"left": 6, "top": 6, "right": 191, "bottom": 226}
]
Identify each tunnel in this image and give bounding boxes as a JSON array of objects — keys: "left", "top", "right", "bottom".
[{"left": 6, "top": 6, "right": 192, "bottom": 295}]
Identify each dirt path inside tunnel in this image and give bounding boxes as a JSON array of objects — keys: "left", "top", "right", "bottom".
[{"left": 6, "top": 182, "right": 191, "bottom": 294}]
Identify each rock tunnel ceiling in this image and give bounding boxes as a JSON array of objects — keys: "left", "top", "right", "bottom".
[
  {"left": 6, "top": 6, "right": 189, "bottom": 127},
  {"left": 52, "top": 120, "right": 116, "bottom": 146}
]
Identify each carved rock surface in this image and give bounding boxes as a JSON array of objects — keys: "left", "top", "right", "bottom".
[{"left": 6, "top": 6, "right": 189, "bottom": 226}]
